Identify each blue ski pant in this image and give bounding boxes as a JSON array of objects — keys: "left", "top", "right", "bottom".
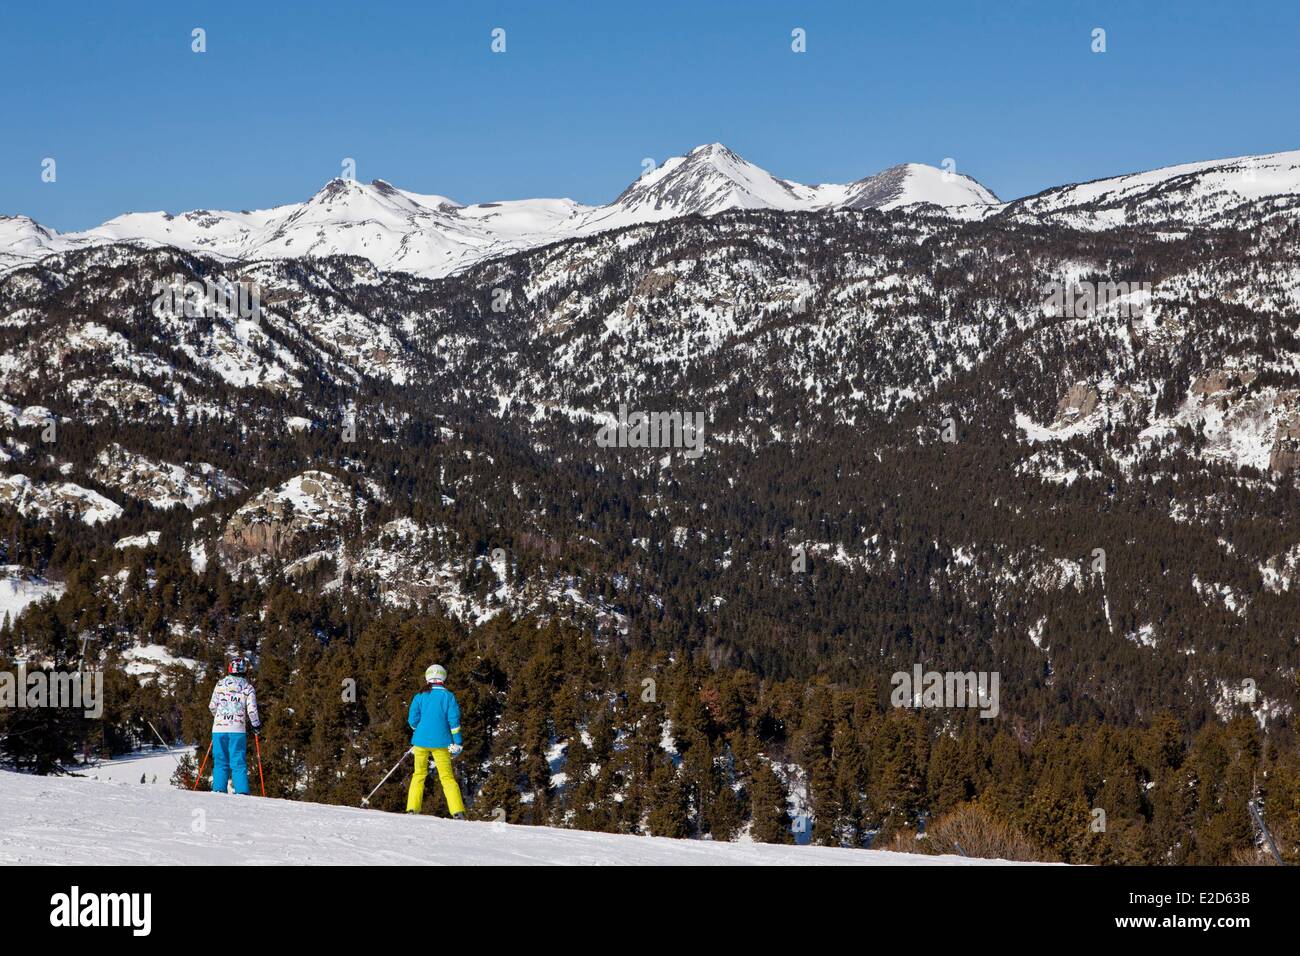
[{"left": 211, "top": 732, "right": 249, "bottom": 794}]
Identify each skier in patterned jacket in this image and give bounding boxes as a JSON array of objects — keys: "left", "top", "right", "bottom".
[
  {"left": 405, "top": 664, "right": 466, "bottom": 818},
  {"left": 208, "top": 657, "right": 261, "bottom": 794}
]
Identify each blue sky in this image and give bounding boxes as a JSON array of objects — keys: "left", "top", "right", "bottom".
[{"left": 2, "top": 0, "right": 1297, "bottom": 230}]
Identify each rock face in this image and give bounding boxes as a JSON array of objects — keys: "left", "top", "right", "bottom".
[
  {"left": 1053, "top": 383, "right": 1100, "bottom": 426},
  {"left": 1182, "top": 372, "right": 1300, "bottom": 476},
  {"left": 624, "top": 271, "right": 678, "bottom": 319},
  {"left": 1191, "top": 369, "right": 1234, "bottom": 399},
  {"left": 1190, "top": 368, "right": 1256, "bottom": 410},
  {"left": 1270, "top": 417, "right": 1300, "bottom": 475},
  {"left": 635, "top": 271, "right": 677, "bottom": 298},
  {"left": 219, "top": 470, "right": 359, "bottom": 564},
  {"left": 220, "top": 518, "right": 293, "bottom": 562}
]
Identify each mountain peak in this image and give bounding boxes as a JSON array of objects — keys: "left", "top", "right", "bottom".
[
  {"left": 314, "top": 177, "right": 364, "bottom": 198},
  {"left": 841, "top": 163, "right": 1000, "bottom": 210},
  {"left": 687, "top": 142, "right": 741, "bottom": 161},
  {"left": 605, "top": 143, "right": 810, "bottom": 219}
]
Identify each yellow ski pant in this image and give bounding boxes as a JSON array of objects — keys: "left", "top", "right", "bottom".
[{"left": 406, "top": 746, "right": 465, "bottom": 816}]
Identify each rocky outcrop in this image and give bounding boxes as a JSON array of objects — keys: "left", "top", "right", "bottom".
[
  {"left": 1190, "top": 368, "right": 1257, "bottom": 409},
  {"left": 91, "top": 443, "right": 243, "bottom": 510},
  {"left": 0, "top": 473, "right": 122, "bottom": 526},
  {"left": 1270, "top": 417, "right": 1300, "bottom": 475},
  {"left": 624, "top": 271, "right": 678, "bottom": 319},
  {"left": 221, "top": 518, "right": 295, "bottom": 561},
  {"left": 1053, "top": 382, "right": 1100, "bottom": 426},
  {"left": 219, "top": 470, "right": 358, "bottom": 565}
]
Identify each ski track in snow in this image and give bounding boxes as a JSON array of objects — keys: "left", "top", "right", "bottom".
[{"left": 0, "top": 768, "right": 1030, "bottom": 866}]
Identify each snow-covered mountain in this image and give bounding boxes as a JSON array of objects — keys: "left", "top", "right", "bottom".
[
  {"left": 1003, "top": 149, "right": 1300, "bottom": 229},
  {"left": 0, "top": 144, "right": 998, "bottom": 278},
  {"left": 581, "top": 146, "right": 1000, "bottom": 228},
  {"left": 590, "top": 143, "right": 824, "bottom": 224},
  {"left": 836, "top": 162, "right": 1000, "bottom": 211},
  {"left": 0, "top": 216, "right": 85, "bottom": 271},
  {"left": 0, "top": 564, "right": 65, "bottom": 627},
  {"left": 10, "top": 145, "right": 1298, "bottom": 280}
]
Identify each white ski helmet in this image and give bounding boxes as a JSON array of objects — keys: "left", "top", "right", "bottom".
[{"left": 425, "top": 664, "right": 447, "bottom": 685}]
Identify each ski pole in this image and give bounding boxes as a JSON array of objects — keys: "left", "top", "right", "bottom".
[
  {"left": 361, "top": 747, "right": 413, "bottom": 807},
  {"left": 254, "top": 733, "right": 266, "bottom": 798},
  {"left": 191, "top": 740, "right": 212, "bottom": 790},
  {"left": 146, "top": 719, "right": 182, "bottom": 768}
]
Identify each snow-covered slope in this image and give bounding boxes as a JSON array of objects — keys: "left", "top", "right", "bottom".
[
  {"left": 0, "top": 145, "right": 995, "bottom": 279},
  {"left": 1005, "top": 149, "right": 1300, "bottom": 229},
  {"left": 0, "top": 768, "right": 1024, "bottom": 865},
  {"left": 80, "top": 747, "right": 195, "bottom": 786},
  {"left": 0, "top": 216, "right": 81, "bottom": 269},
  {"left": 0, "top": 564, "right": 65, "bottom": 625},
  {"left": 838, "top": 162, "right": 1000, "bottom": 211}
]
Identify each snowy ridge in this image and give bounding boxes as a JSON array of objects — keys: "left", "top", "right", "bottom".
[
  {"left": 10, "top": 144, "right": 1297, "bottom": 280},
  {"left": 0, "top": 144, "right": 998, "bottom": 279},
  {"left": 1005, "top": 149, "right": 1300, "bottom": 229},
  {"left": 0, "top": 768, "right": 1029, "bottom": 866}
]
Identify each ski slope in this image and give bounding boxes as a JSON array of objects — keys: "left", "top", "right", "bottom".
[
  {"left": 79, "top": 747, "right": 194, "bottom": 786},
  {"left": 0, "top": 768, "right": 1030, "bottom": 866}
]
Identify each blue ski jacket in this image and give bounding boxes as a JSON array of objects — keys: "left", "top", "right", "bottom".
[{"left": 409, "top": 684, "right": 462, "bottom": 749}]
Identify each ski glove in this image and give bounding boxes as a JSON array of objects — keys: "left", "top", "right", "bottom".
[{"left": 448, "top": 744, "right": 463, "bottom": 757}]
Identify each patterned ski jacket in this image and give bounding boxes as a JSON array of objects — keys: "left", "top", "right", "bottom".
[
  {"left": 408, "top": 684, "right": 462, "bottom": 749},
  {"left": 209, "top": 675, "right": 261, "bottom": 734}
]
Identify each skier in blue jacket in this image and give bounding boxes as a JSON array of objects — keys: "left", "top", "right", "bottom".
[{"left": 405, "top": 664, "right": 465, "bottom": 817}]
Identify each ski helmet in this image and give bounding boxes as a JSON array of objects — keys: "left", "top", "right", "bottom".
[
  {"left": 425, "top": 664, "right": 447, "bottom": 685},
  {"left": 228, "top": 657, "right": 247, "bottom": 675}
]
